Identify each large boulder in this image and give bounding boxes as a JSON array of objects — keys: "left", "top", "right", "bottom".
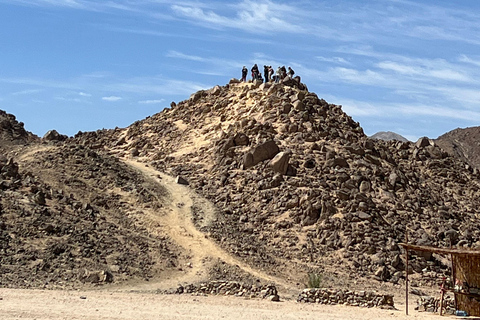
[
  {"left": 269, "top": 151, "right": 291, "bottom": 175},
  {"left": 43, "top": 130, "right": 68, "bottom": 142},
  {"left": 243, "top": 140, "right": 280, "bottom": 169}
]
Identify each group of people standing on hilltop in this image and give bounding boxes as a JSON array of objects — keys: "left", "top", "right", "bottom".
[{"left": 241, "top": 64, "right": 295, "bottom": 83}]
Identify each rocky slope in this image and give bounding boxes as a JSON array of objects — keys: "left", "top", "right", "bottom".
[
  {"left": 435, "top": 126, "right": 480, "bottom": 171},
  {"left": 71, "top": 78, "right": 480, "bottom": 287},
  {"left": 0, "top": 111, "right": 182, "bottom": 289}
]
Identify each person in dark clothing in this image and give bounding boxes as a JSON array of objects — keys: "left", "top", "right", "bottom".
[
  {"left": 241, "top": 66, "right": 248, "bottom": 82},
  {"left": 251, "top": 64, "right": 259, "bottom": 80},
  {"left": 288, "top": 67, "right": 295, "bottom": 78},
  {"left": 280, "top": 66, "right": 287, "bottom": 80},
  {"left": 263, "top": 65, "right": 269, "bottom": 83}
]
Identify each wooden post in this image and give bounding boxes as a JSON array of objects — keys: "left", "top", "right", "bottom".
[
  {"left": 439, "top": 277, "right": 446, "bottom": 316},
  {"left": 405, "top": 231, "right": 409, "bottom": 316},
  {"left": 451, "top": 254, "right": 457, "bottom": 313}
]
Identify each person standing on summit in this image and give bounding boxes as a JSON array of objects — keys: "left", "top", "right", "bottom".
[
  {"left": 263, "top": 65, "right": 269, "bottom": 83},
  {"left": 251, "top": 64, "right": 259, "bottom": 81},
  {"left": 288, "top": 66, "right": 295, "bottom": 78},
  {"left": 241, "top": 66, "right": 248, "bottom": 82}
]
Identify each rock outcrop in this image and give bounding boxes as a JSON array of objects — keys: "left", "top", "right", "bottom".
[
  {"left": 71, "top": 80, "right": 480, "bottom": 287},
  {"left": 435, "top": 126, "right": 480, "bottom": 171}
]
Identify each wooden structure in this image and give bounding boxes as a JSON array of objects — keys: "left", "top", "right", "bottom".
[{"left": 400, "top": 243, "right": 480, "bottom": 316}]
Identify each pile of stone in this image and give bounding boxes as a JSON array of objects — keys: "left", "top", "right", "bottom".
[
  {"left": 416, "top": 295, "right": 455, "bottom": 315},
  {"left": 297, "top": 288, "right": 394, "bottom": 308},
  {"left": 73, "top": 79, "right": 480, "bottom": 285},
  {"left": 172, "top": 280, "right": 279, "bottom": 300}
]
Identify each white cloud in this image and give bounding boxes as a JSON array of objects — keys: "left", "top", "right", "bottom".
[
  {"left": 458, "top": 54, "right": 480, "bottom": 67},
  {"left": 138, "top": 99, "right": 164, "bottom": 104},
  {"left": 11, "top": 89, "right": 42, "bottom": 95},
  {"left": 171, "top": 0, "right": 303, "bottom": 34},
  {"left": 377, "top": 61, "right": 471, "bottom": 82},
  {"left": 102, "top": 96, "right": 122, "bottom": 101},
  {"left": 166, "top": 50, "right": 205, "bottom": 61},
  {"left": 316, "top": 56, "right": 350, "bottom": 65},
  {"left": 55, "top": 96, "right": 82, "bottom": 102},
  {"left": 79, "top": 91, "right": 91, "bottom": 97}
]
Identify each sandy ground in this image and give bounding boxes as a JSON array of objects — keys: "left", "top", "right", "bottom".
[{"left": 0, "top": 288, "right": 447, "bottom": 320}]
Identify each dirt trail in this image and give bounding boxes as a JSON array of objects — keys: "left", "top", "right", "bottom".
[
  {"left": 122, "top": 159, "right": 293, "bottom": 291},
  {"left": 14, "top": 145, "right": 55, "bottom": 162}
]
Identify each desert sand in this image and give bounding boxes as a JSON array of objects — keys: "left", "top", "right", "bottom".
[{"left": 0, "top": 288, "right": 445, "bottom": 320}]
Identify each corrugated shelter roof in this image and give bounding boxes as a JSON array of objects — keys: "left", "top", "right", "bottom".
[{"left": 399, "top": 243, "right": 480, "bottom": 256}]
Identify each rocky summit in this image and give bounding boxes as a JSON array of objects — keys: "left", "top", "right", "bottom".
[{"left": 2, "top": 78, "right": 480, "bottom": 293}]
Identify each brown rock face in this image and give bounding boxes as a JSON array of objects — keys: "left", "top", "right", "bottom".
[
  {"left": 0, "top": 109, "right": 39, "bottom": 152},
  {"left": 68, "top": 79, "right": 480, "bottom": 287},
  {"left": 4, "top": 78, "right": 480, "bottom": 290},
  {"left": 435, "top": 126, "right": 480, "bottom": 170}
]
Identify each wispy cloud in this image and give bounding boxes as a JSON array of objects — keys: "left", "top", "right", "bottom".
[
  {"left": 102, "top": 96, "right": 122, "bottom": 101},
  {"left": 377, "top": 61, "right": 471, "bottom": 82},
  {"left": 11, "top": 89, "right": 42, "bottom": 95},
  {"left": 166, "top": 50, "right": 205, "bottom": 62},
  {"left": 458, "top": 54, "right": 480, "bottom": 67},
  {"left": 171, "top": 0, "right": 304, "bottom": 34},
  {"left": 316, "top": 56, "right": 350, "bottom": 65},
  {"left": 138, "top": 99, "right": 164, "bottom": 104},
  {"left": 78, "top": 91, "right": 91, "bottom": 97}
]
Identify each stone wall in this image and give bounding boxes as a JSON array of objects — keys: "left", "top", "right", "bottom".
[
  {"left": 297, "top": 288, "right": 394, "bottom": 308},
  {"left": 416, "top": 295, "right": 455, "bottom": 315},
  {"left": 169, "top": 280, "right": 279, "bottom": 301}
]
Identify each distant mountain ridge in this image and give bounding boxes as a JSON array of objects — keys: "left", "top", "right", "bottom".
[{"left": 369, "top": 131, "right": 409, "bottom": 142}]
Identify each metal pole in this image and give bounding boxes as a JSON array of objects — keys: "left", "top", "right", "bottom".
[{"left": 406, "top": 231, "right": 409, "bottom": 315}]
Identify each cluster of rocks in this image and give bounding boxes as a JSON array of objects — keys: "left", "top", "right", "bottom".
[
  {"left": 0, "top": 110, "right": 38, "bottom": 151},
  {"left": 171, "top": 280, "right": 279, "bottom": 301},
  {"left": 416, "top": 295, "right": 456, "bottom": 315},
  {"left": 70, "top": 79, "right": 480, "bottom": 285},
  {"left": 0, "top": 143, "right": 180, "bottom": 288},
  {"left": 297, "top": 288, "right": 394, "bottom": 308}
]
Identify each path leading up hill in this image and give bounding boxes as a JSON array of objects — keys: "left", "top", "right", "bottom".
[{"left": 121, "top": 159, "right": 294, "bottom": 292}]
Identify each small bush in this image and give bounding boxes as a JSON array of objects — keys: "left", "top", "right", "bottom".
[{"left": 306, "top": 273, "right": 322, "bottom": 288}]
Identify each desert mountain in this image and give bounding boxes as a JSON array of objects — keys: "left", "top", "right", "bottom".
[
  {"left": 2, "top": 78, "right": 480, "bottom": 293},
  {"left": 370, "top": 131, "right": 409, "bottom": 142},
  {"left": 435, "top": 126, "right": 480, "bottom": 171}
]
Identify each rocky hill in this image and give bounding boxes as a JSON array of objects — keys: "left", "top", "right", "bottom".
[
  {"left": 3, "top": 77, "right": 480, "bottom": 292},
  {"left": 0, "top": 111, "right": 182, "bottom": 289},
  {"left": 370, "top": 131, "right": 409, "bottom": 142},
  {"left": 72, "top": 78, "right": 480, "bottom": 286},
  {"left": 435, "top": 126, "right": 480, "bottom": 171}
]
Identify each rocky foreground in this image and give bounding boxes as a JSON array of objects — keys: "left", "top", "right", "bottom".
[{"left": 1, "top": 77, "right": 480, "bottom": 296}]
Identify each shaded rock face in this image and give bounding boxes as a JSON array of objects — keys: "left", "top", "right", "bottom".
[
  {"left": 0, "top": 110, "right": 39, "bottom": 151},
  {"left": 71, "top": 80, "right": 480, "bottom": 287},
  {"left": 243, "top": 140, "right": 280, "bottom": 169},
  {"left": 43, "top": 129, "right": 68, "bottom": 142},
  {"left": 435, "top": 126, "right": 480, "bottom": 171}
]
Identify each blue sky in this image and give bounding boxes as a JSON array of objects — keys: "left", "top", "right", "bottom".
[{"left": 2, "top": 0, "right": 480, "bottom": 141}]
